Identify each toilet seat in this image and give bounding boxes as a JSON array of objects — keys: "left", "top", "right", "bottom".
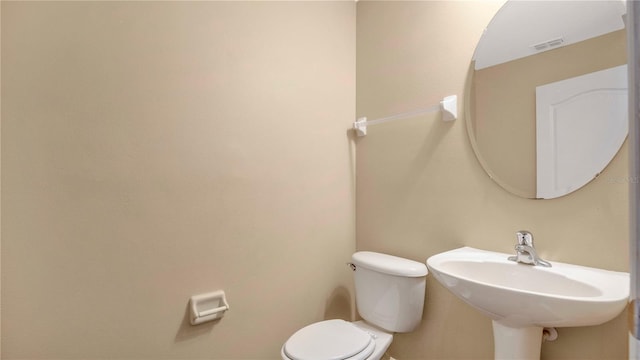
[{"left": 282, "top": 319, "right": 376, "bottom": 360}]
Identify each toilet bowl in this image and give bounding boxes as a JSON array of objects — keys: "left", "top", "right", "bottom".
[
  {"left": 281, "top": 320, "right": 392, "bottom": 360},
  {"left": 281, "top": 252, "right": 428, "bottom": 360}
]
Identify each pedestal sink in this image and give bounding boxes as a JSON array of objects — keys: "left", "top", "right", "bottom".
[{"left": 426, "top": 247, "right": 629, "bottom": 360}]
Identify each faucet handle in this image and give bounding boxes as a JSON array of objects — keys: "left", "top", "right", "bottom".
[{"left": 516, "top": 230, "right": 533, "bottom": 246}]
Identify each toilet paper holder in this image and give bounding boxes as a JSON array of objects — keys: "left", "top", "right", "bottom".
[{"left": 189, "top": 290, "right": 230, "bottom": 325}]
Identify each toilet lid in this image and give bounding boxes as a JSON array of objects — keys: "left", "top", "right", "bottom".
[{"left": 284, "top": 319, "right": 374, "bottom": 360}]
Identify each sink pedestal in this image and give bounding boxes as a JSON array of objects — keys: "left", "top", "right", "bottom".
[{"left": 492, "top": 321, "right": 543, "bottom": 360}]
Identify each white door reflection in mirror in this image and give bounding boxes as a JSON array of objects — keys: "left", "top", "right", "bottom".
[{"left": 536, "top": 65, "right": 628, "bottom": 199}]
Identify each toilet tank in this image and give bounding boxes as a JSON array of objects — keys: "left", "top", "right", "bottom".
[{"left": 351, "top": 251, "right": 428, "bottom": 333}]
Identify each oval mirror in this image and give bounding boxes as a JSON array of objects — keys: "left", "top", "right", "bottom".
[{"left": 467, "top": 0, "right": 628, "bottom": 199}]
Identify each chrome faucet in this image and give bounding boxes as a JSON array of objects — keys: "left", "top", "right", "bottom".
[{"left": 507, "top": 231, "right": 552, "bottom": 267}]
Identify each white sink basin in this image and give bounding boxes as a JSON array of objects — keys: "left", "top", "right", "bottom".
[
  {"left": 427, "top": 246, "right": 628, "bottom": 327},
  {"left": 426, "top": 247, "right": 629, "bottom": 359}
]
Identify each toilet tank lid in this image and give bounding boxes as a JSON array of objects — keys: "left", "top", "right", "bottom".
[{"left": 352, "top": 251, "right": 428, "bottom": 277}]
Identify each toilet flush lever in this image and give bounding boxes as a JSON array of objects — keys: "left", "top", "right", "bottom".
[{"left": 347, "top": 262, "right": 356, "bottom": 271}]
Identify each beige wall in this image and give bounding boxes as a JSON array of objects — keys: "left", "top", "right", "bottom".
[
  {"left": 1, "top": 2, "right": 355, "bottom": 359},
  {"left": 2, "top": 1, "right": 632, "bottom": 359},
  {"left": 357, "top": 1, "right": 628, "bottom": 359}
]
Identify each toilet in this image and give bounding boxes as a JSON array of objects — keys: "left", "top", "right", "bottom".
[{"left": 281, "top": 251, "right": 428, "bottom": 360}]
